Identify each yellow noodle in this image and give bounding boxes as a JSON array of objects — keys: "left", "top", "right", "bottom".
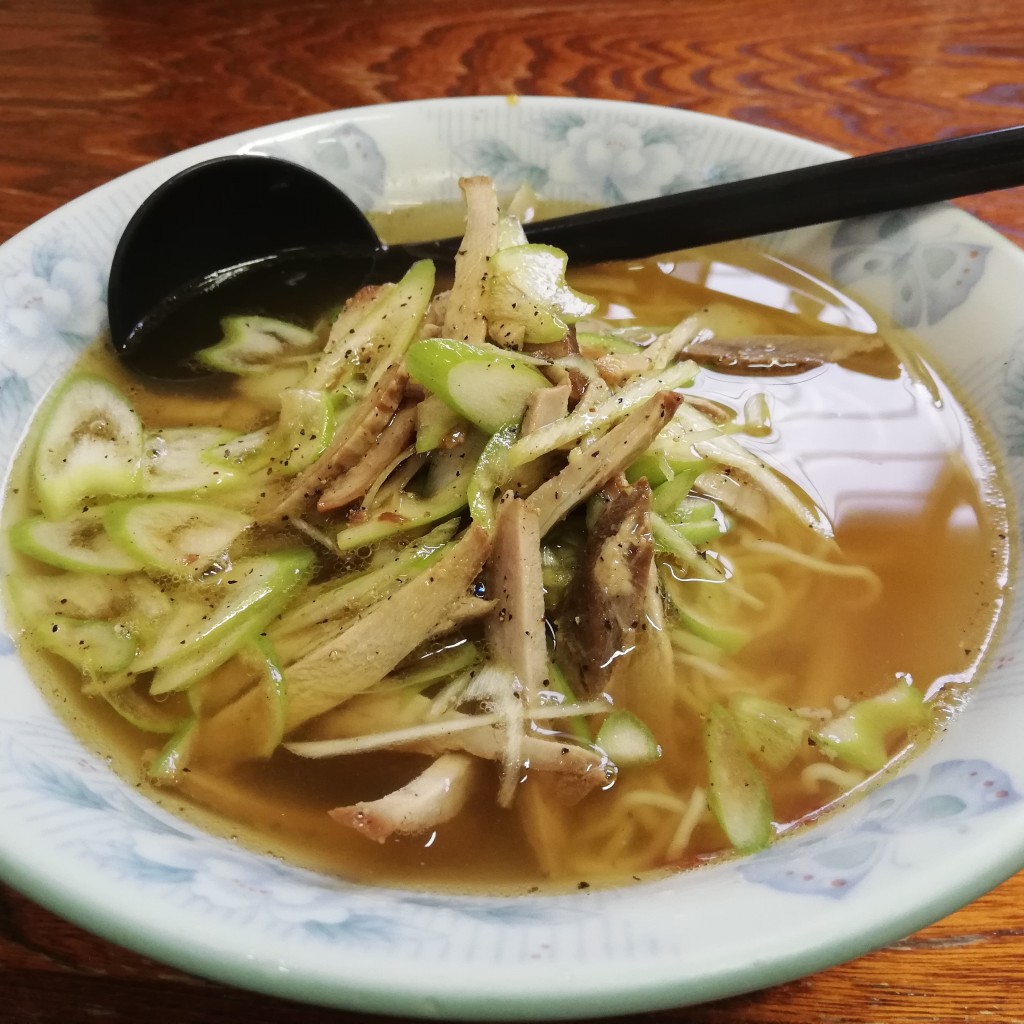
[
  {"left": 800, "top": 762, "right": 867, "bottom": 793},
  {"left": 666, "top": 787, "right": 709, "bottom": 861}
]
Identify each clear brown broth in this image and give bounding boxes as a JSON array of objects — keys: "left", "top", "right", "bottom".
[{"left": 3, "top": 205, "right": 1011, "bottom": 895}]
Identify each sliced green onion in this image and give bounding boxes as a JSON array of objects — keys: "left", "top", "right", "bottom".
[
  {"left": 596, "top": 711, "right": 661, "bottom": 767},
  {"left": 704, "top": 703, "right": 774, "bottom": 854},
  {"left": 729, "top": 692, "right": 809, "bottom": 771},
  {"left": 813, "top": 679, "right": 930, "bottom": 771}
]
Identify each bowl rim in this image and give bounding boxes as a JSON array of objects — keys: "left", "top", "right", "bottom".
[{"left": 2, "top": 94, "right": 1024, "bottom": 1020}]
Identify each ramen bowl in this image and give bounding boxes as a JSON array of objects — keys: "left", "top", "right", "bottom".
[{"left": 1, "top": 96, "right": 1023, "bottom": 1019}]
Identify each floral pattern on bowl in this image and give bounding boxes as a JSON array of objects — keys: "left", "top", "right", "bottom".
[
  {"left": 1, "top": 96, "right": 1024, "bottom": 1019},
  {"left": 741, "top": 759, "right": 1020, "bottom": 899},
  {"left": 457, "top": 111, "right": 758, "bottom": 202},
  {"left": 0, "top": 237, "right": 107, "bottom": 468},
  {"left": 0, "top": 712, "right": 580, "bottom": 945},
  {"left": 240, "top": 122, "right": 387, "bottom": 211},
  {"left": 830, "top": 208, "right": 989, "bottom": 328}
]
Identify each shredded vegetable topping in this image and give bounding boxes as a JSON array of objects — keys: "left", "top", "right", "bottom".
[{"left": 5, "top": 176, "right": 948, "bottom": 883}]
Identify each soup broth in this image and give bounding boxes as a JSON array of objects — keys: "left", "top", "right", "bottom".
[{"left": 1, "top": 198, "right": 1010, "bottom": 894}]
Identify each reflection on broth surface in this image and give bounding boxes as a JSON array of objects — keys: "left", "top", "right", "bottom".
[{"left": 2, "top": 196, "right": 1010, "bottom": 894}]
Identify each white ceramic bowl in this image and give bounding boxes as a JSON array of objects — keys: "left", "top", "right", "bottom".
[{"left": 1, "top": 96, "right": 1023, "bottom": 1019}]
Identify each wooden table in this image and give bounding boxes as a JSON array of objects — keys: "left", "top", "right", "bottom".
[{"left": 2, "top": 0, "right": 1024, "bottom": 1020}]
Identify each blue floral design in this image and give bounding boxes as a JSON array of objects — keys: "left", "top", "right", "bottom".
[
  {"left": 458, "top": 114, "right": 751, "bottom": 205},
  {"left": 0, "top": 238, "right": 105, "bottom": 368},
  {"left": 81, "top": 830, "right": 432, "bottom": 944},
  {"left": 997, "top": 329, "right": 1024, "bottom": 456},
  {"left": 0, "top": 237, "right": 107, "bottom": 467},
  {"left": 741, "top": 759, "right": 1019, "bottom": 899},
  {"left": 242, "top": 123, "right": 386, "bottom": 211},
  {"left": 0, "top": 717, "right": 560, "bottom": 943},
  {"left": 830, "top": 210, "right": 989, "bottom": 328},
  {"left": 460, "top": 138, "right": 549, "bottom": 192}
]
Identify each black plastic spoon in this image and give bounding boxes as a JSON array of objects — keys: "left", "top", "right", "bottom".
[{"left": 108, "top": 124, "right": 1024, "bottom": 379}]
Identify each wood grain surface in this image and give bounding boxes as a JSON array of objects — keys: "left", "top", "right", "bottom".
[{"left": 2, "top": 0, "right": 1024, "bottom": 1021}]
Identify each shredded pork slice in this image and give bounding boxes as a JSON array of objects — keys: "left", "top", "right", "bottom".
[
  {"left": 594, "top": 318, "right": 705, "bottom": 386},
  {"left": 328, "top": 752, "right": 478, "bottom": 842},
  {"left": 525, "top": 390, "right": 682, "bottom": 535},
  {"left": 284, "top": 524, "right": 491, "bottom": 731},
  {"left": 524, "top": 327, "right": 581, "bottom": 362},
  {"left": 608, "top": 560, "right": 675, "bottom": 726},
  {"left": 316, "top": 405, "right": 418, "bottom": 512},
  {"left": 417, "top": 288, "right": 450, "bottom": 340},
  {"left": 541, "top": 362, "right": 589, "bottom": 404},
  {"left": 594, "top": 352, "right": 654, "bottom": 387},
  {"left": 443, "top": 176, "right": 499, "bottom": 346},
  {"left": 557, "top": 479, "right": 655, "bottom": 695},
  {"left": 418, "top": 728, "right": 611, "bottom": 803},
  {"left": 275, "top": 364, "right": 408, "bottom": 517},
  {"left": 486, "top": 496, "right": 547, "bottom": 699},
  {"left": 342, "top": 284, "right": 383, "bottom": 317},
  {"left": 681, "top": 333, "right": 882, "bottom": 374},
  {"left": 533, "top": 334, "right": 588, "bottom": 403},
  {"left": 427, "top": 594, "right": 497, "bottom": 639},
  {"left": 520, "top": 383, "right": 571, "bottom": 438},
  {"left": 510, "top": 384, "right": 572, "bottom": 498}
]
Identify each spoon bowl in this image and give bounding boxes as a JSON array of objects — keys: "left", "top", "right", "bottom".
[{"left": 109, "top": 156, "right": 383, "bottom": 376}]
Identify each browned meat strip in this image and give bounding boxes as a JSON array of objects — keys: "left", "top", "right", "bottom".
[
  {"left": 417, "top": 728, "right": 611, "bottom": 803},
  {"left": 594, "top": 352, "right": 653, "bottom": 386},
  {"left": 682, "top": 333, "right": 882, "bottom": 374},
  {"left": 525, "top": 390, "right": 682, "bottom": 535},
  {"left": 316, "top": 404, "right": 418, "bottom": 512},
  {"left": 509, "top": 384, "right": 572, "bottom": 499},
  {"left": 443, "top": 176, "right": 498, "bottom": 346},
  {"left": 556, "top": 479, "right": 654, "bottom": 696},
  {"left": 274, "top": 364, "right": 407, "bottom": 516},
  {"left": 542, "top": 362, "right": 589, "bottom": 404},
  {"left": 427, "top": 595, "right": 497, "bottom": 639},
  {"left": 284, "top": 524, "right": 491, "bottom": 730},
  {"left": 525, "top": 326, "right": 580, "bottom": 362},
  {"left": 520, "top": 383, "right": 571, "bottom": 438},
  {"left": 329, "top": 752, "right": 478, "bottom": 842},
  {"left": 343, "top": 284, "right": 384, "bottom": 315},
  {"left": 486, "top": 496, "right": 547, "bottom": 699}
]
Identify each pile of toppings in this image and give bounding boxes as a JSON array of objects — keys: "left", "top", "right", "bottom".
[{"left": 5, "top": 177, "right": 929, "bottom": 869}]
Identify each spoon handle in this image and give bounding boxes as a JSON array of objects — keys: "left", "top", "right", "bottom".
[{"left": 406, "top": 125, "right": 1024, "bottom": 264}]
